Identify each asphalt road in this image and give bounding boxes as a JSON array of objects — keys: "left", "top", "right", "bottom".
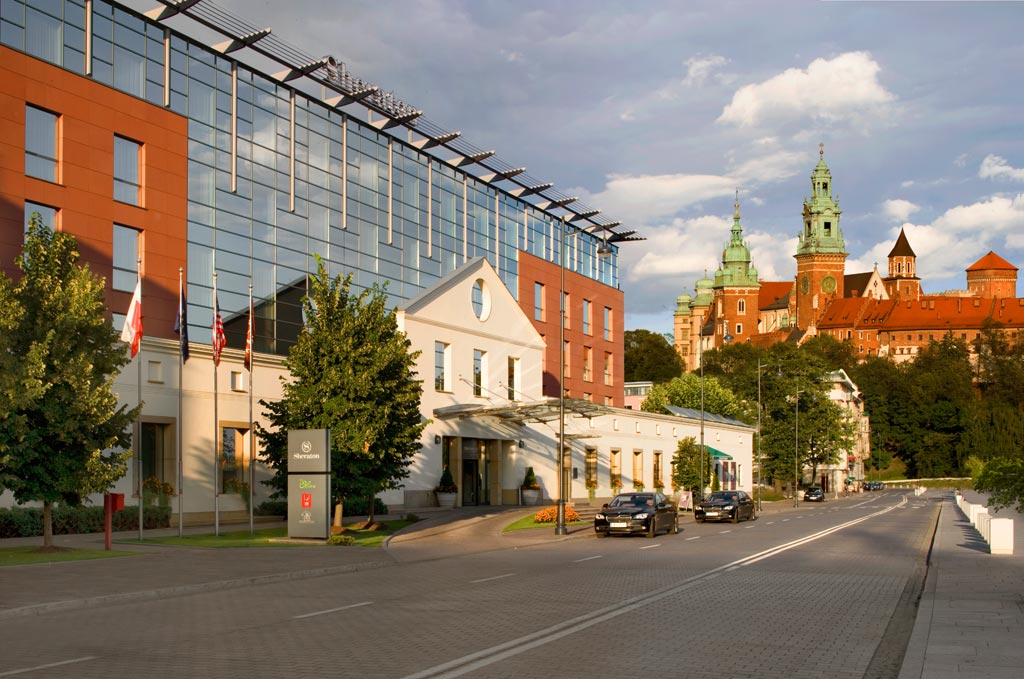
[{"left": 0, "top": 491, "right": 937, "bottom": 679}]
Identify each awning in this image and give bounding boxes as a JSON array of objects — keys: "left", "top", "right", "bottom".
[{"left": 706, "top": 446, "right": 733, "bottom": 461}]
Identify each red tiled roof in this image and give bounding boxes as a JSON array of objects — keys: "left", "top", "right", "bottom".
[
  {"left": 844, "top": 272, "right": 872, "bottom": 298},
  {"left": 967, "top": 251, "right": 1017, "bottom": 272},
  {"left": 758, "top": 281, "right": 792, "bottom": 310}
]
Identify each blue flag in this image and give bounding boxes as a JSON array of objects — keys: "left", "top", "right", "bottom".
[{"left": 174, "top": 279, "right": 190, "bottom": 362}]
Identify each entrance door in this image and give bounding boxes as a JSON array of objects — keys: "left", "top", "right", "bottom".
[{"left": 462, "top": 459, "right": 479, "bottom": 506}]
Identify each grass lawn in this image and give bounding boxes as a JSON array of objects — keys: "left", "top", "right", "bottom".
[
  {"left": 124, "top": 520, "right": 416, "bottom": 548},
  {"left": 1, "top": 546, "right": 140, "bottom": 567},
  {"left": 503, "top": 514, "right": 588, "bottom": 532}
]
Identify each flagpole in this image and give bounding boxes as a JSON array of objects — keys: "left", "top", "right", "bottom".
[
  {"left": 247, "top": 282, "right": 254, "bottom": 536},
  {"left": 136, "top": 258, "right": 143, "bottom": 541},
  {"left": 177, "top": 267, "right": 185, "bottom": 537},
  {"left": 213, "top": 271, "right": 220, "bottom": 537}
]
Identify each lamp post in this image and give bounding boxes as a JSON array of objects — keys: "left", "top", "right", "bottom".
[
  {"left": 794, "top": 388, "right": 804, "bottom": 508},
  {"left": 756, "top": 359, "right": 765, "bottom": 512},
  {"left": 556, "top": 216, "right": 568, "bottom": 536},
  {"left": 698, "top": 332, "right": 705, "bottom": 504}
]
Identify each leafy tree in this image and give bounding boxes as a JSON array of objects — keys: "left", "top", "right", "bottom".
[
  {"left": 640, "top": 372, "right": 742, "bottom": 419},
  {"left": 974, "top": 457, "right": 1024, "bottom": 512},
  {"left": 624, "top": 329, "right": 683, "bottom": 383},
  {"left": 973, "top": 320, "right": 1024, "bottom": 409},
  {"left": 256, "top": 256, "right": 425, "bottom": 523},
  {"left": 0, "top": 216, "right": 139, "bottom": 547},
  {"left": 670, "top": 436, "right": 712, "bottom": 498}
]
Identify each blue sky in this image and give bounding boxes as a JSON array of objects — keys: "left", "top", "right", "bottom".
[{"left": 149, "top": 0, "right": 1024, "bottom": 336}]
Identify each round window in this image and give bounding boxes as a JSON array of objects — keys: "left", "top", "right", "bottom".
[{"left": 471, "top": 279, "right": 491, "bottom": 321}]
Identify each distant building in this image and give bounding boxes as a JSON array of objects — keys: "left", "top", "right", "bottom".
[{"left": 674, "top": 147, "right": 1024, "bottom": 364}]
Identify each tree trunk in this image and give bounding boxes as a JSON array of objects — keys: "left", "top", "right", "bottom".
[
  {"left": 42, "top": 500, "right": 53, "bottom": 547},
  {"left": 367, "top": 494, "right": 375, "bottom": 524},
  {"left": 333, "top": 501, "right": 343, "bottom": 529}
]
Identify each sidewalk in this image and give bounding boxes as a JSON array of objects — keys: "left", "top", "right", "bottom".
[{"left": 899, "top": 489, "right": 1024, "bottom": 679}]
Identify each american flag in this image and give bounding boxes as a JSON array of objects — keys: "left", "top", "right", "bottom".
[{"left": 212, "top": 292, "right": 226, "bottom": 366}]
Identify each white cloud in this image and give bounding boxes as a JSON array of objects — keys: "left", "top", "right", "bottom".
[
  {"left": 587, "top": 173, "right": 737, "bottom": 224},
  {"left": 731, "top": 149, "right": 807, "bottom": 185},
  {"left": 625, "top": 215, "right": 730, "bottom": 281},
  {"left": 681, "top": 54, "right": 729, "bottom": 88},
  {"left": 880, "top": 199, "right": 920, "bottom": 223},
  {"left": 717, "top": 51, "right": 895, "bottom": 128},
  {"left": 979, "top": 154, "right": 1024, "bottom": 182},
  {"left": 953, "top": 153, "right": 968, "bottom": 168}
]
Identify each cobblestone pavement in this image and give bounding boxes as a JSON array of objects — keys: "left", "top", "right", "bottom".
[{"left": 0, "top": 490, "right": 1019, "bottom": 678}]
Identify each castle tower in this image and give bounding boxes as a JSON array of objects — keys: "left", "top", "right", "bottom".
[
  {"left": 967, "top": 251, "right": 1018, "bottom": 298},
  {"left": 885, "top": 227, "right": 921, "bottom": 300},
  {"left": 673, "top": 293, "right": 693, "bottom": 370},
  {"left": 795, "top": 144, "right": 847, "bottom": 330},
  {"left": 713, "top": 191, "right": 761, "bottom": 344}
]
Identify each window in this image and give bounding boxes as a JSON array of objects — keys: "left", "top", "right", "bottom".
[
  {"left": 562, "top": 291, "right": 570, "bottom": 329},
  {"left": 583, "top": 346, "right": 593, "bottom": 382},
  {"left": 114, "top": 136, "right": 141, "bottom": 205},
  {"left": 534, "top": 282, "right": 545, "bottom": 321},
  {"left": 25, "top": 201, "right": 57, "bottom": 233},
  {"left": 25, "top": 105, "right": 57, "bottom": 182},
  {"left": 737, "top": 299, "right": 746, "bottom": 314},
  {"left": 563, "top": 340, "right": 571, "bottom": 381},
  {"left": 507, "top": 356, "right": 519, "bottom": 400},
  {"left": 654, "top": 451, "right": 663, "bottom": 488},
  {"left": 473, "top": 349, "right": 486, "bottom": 397},
  {"left": 434, "top": 341, "right": 450, "bottom": 392},
  {"left": 220, "top": 425, "right": 251, "bottom": 495},
  {"left": 610, "top": 449, "right": 621, "bottom": 489},
  {"left": 140, "top": 422, "right": 174, "bottom": 499},
  {"left": 112, "top": 225, "right": 140, "bottom": 292},
  {"left": 603, "top": 307, "right": 612, "bottom": 341},
  {"left": 735, "top": 323, "right": 743, "bottom": 335},
  {"left": 585, "top": 449, "right": 597, "bottom": 490},
  {"left": 632, "top": 450, "right": 643, "bottom": 487},
  {"left": 582, "top": 299, "right": 592, "bottom": 335},
  {"left": 603, "top": 352, "right": 613, "bottom": 386}
]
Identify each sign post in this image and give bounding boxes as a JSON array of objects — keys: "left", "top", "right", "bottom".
[{"left": 287, "top": 429, "right": 331, "bottom": 540}]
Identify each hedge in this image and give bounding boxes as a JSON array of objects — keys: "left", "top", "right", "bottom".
[{"left": 0, "top": 505, "right": 171, "bottom": 539}]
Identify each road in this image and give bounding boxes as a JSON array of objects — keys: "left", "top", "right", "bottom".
[{"left": 0, "top": 491, "right": 938, "bottom": 679}]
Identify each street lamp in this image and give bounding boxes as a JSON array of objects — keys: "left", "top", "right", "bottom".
[
  {"left": 794, "top": 388, "right": 804, "bottom": 508},
  {"left": 756, "top": 360, "right": 765, "bottom": 512},
  {"left": 556, "top": 217, "right": 612, "bottom": 535},
  {"left": 699, "top": 327, "right": 732, "bottom": 504}
]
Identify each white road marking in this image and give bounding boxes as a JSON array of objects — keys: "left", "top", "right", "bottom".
[
  {"left": 640, "top": 543, "right": 661, "bottom": 550},
  {"left": 293, "top": 601, "right": 373, "bottom": 619},
  {"left": 400, "top": 498, "right": 908, "bottom": 679},
  {"left": 470, "top": 573, "right": 516, "bottom": 584},
  {"left": 573, "top": 555, "right": 603, "bottom": 563},
  {"left": 685, "top": 536, "right": 701, "bottom": 540},
  {"left": 719, "top": 530, "right": 732, "bottom": 534},
  {"left": 0, "top": 657, "right": 98, "bottom": 676}
]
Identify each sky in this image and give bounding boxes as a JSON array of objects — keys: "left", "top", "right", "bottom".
[{"left": 146, "top": 0, "right": 1024, "bottom": 336}]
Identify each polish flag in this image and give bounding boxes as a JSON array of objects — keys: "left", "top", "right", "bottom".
[{"left": 120, "top": 281, "right": 143, "bottom": 358}]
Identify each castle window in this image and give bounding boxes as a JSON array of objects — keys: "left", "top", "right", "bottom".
[
  {"left": 824, "top": 221, "right": 832, "bottom": 236},
  {"left": 735, "top": 323, "right": 743, "bottom": 335},
  {"left": 737, "top": 299, "right": 746, "bottom": 315}
]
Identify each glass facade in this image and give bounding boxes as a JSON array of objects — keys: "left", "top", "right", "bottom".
[
  {"left": 24, "top": 104, "right": 57, "bottom": 182},
  {"left": 1, "top": 0, "right": 620, "bottom": 358}
]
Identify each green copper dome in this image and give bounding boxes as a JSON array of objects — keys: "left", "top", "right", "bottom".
[
  {"left": 796, "top": 144, "right": 847, "bottom": 257},
  {"left": 714, "top": 192, "right": 760, "bottom": 289}
]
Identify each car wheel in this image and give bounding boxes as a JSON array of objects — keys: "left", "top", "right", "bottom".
[
  {"left": 596, "top": 531, "right": 607, "bottom": 538},
  {"left": 646, "top": 520, "right": 657, "bottom": 538},
  {"left": 732, "top": 510, "right": 740, "bottom": 524}
]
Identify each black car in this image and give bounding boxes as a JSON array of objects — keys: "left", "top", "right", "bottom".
[
  {"left": 694, "top": 490, "right": 755, "bottom": 523},
  {"left": 595, "top": 492, "right": 678, "bottom": 538},
  {"left": 803, "top": 486, "right": 825, "bottom": 502}
]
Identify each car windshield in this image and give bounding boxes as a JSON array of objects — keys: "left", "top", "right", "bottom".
[
  {"left": 706, "top": 492, "right": 737, "bottom": 503},
  {"left": 609, "top": 495, "right": 653, "bottom": 507}
]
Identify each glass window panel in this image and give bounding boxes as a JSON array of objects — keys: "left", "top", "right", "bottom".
[
  {"left": 25, "top": 201, "right": 57, "bottom": 232},
  {"left": 114, "top": 136, "right": 141, "bottom": 205},
  {"left": 25, "top": 6, "right": 61, "bottom": 64},
  {"left": 25, "top": 105, "right": 57, "bottom": 182},
  {"left": 112, "top": 224, "right": 140, "bottom": 292}
]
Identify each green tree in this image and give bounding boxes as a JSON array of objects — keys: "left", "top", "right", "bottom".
[
  {"left": 974, "top": 457, "right": 1024, "bottom": 512},
  {"left": 0, "top": 216, "right": 139, "bottom": 547},
  {"left": 640, "top": 372, "right": 742, "bottom": 419},
  {"left": 670, "top": 436, "right": 712, "bottom": 498},
  {"left": 623, "top": 329, "right": 683, "bottom": 383},
  {"left": 256, "top": 256, "right": 425, "bottom": 523}
]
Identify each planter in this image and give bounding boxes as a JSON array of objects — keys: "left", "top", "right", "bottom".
[
  {"left": 521, "top": 488, "right": 540, "bottom": 506},
  {"left": 436, "top": 491, "right": 457, "bottom": 509}
]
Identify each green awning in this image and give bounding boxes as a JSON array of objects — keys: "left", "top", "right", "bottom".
[{"left": 706, "top": 446, "right": 733, "bottom": 461}]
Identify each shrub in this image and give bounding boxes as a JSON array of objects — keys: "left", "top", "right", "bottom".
[
  {"left": 0, "top": 504, "right": 171, "bottom": 538},
  {"left": 521, "top": 466, "right": 540, "bottom": 490},
  {"left": 342, "top": 496, "right": 388, "bottom": 517},
  {"left": 435, "top": 467, "right": 458, "bottom": 493},
  {"left": 532, "top": 505, "right": 580, "bottom": 523},
  {"left": 327, "top": 534, "right": 355, "bottom": 546},
  {"left": 255, "top": 500, "right": 287, "bottom": 516}
]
